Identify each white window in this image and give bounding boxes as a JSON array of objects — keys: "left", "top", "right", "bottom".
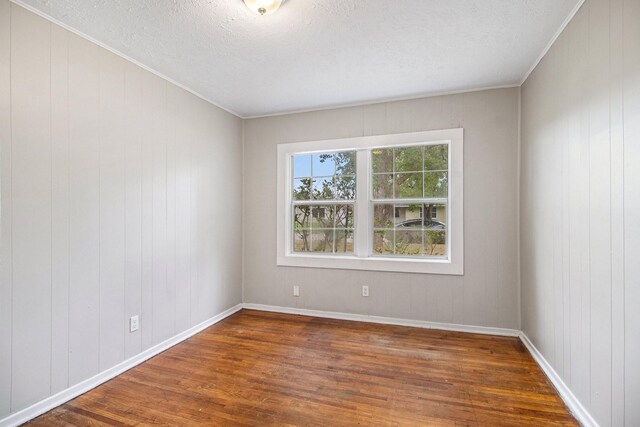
[{"left": 277, "top": 129, "right": 463, "bottom": 275}]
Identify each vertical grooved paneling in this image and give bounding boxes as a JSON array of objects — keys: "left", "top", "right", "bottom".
[
  {"left": 151, "top": 79, "right": 169, "bottom": 344},
  {"left": 98, "top": 49, "right": 126, "bottom": 371},
  {"left": 0, "top": 0, "right": 12, "bottom": 417},
  {"left": 610, "top": 0, "right": 625, "bottom": 424},
  {"left": 623, "top": 0, "right": 640, "bottom": 424},
  {"left": 68, "top": 33, "right": 101, "bottom": 385},
  {"left": 124, "top": 62, "right": 143, "bottom": 360},
  {"left": 174, "top": 88, "right": 192, "bottom": 333},
  {"left": 588, "top": 0, "right": 612, "bottom": 424},
  {"left": 557, "top": 28, "right": 573, "bottom": 388},
  {"left": 190, "top": 132, "right": 200, "bottom": 325},
  {"left": 461, "top": 92, "right": 490, "bottom": 327},
  {"left": 578, "top": 2, "right": 591, "bottom": 406},
  {"left": 166, "top": 85, "right": 177, "bottom": 338},
  {"left": 565, "top": 6, "right": 589, "bottom": 402},
  {"left": 495, "top": 91, "right": 519, "bottom": 329},
  {"left": 10, "top": 4, "right": 52, "bottom": 410},
  {"left": 522, "top": 0, "right": 636, "bottom": 425},
  {"left": 1, "top": 3, "right": 242, "bottom": 419},
  {"left": 50, "top": 23, "right": 70, "bottom": 395},
  {"left": 549, "top": 37, "right": 564, "bottom": 374},
  {"left": 483, "top": 90, "right": 499, "bottom": 329},
  {"left": 139, "top": 73, "right": 154, "bottom": 352}
]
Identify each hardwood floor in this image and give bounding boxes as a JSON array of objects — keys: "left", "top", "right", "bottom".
[{"left": 28, "top": 310, "right": 577, "bottom": 426}]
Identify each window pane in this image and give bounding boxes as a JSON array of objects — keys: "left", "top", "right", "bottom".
[
  {"left": 335, "top": 205, "right": 354, "bottom": 228},
  {"left": 423, "top": 203, "right": 446, "bottom": 256},
  {"left": 371, "top": 144, "right": 449, "bottom": 202},
  {"left": 393, "top": 204, "right": 422, "bottom": 227},
  {"left": 395, "top": 230, "right": 422, "bottom": 255},
  {"left": 371, "top": 202, "right": 446, "bottom": 258},
  {"left": 371, "top": 148, "right": 393, "bottom": 173},
  {"left": 423, "top": 230, "right": 446, "bottom": 256},
  {"left": 312, "top": 153, "right": 335, "bottom": 177},
  {"left": 423, "top": 203, "right": 446, "bottom": 226},
  {"left": 335, "top": 151, "right": 356, "bottom": 175},
  {"left": 424, "top": 144, "right": 448, "bottom": 171},
  {"left": 394, "top": 146, "right": 423, "bottom": 172},
  {"left": 293, "top": 206, "right": 311, "bottom": 229},
  {"left": 310, "top": 205, "right": 334, "bottom": 228},
  {"left": 293, "top": 154, "right": 311, "bottom": 178},
  {"left": 372, "top": 173, "right": 393, "bottom": 199},
  {"left": 395, "top": 173, "right": 422, "bottom": 199},
  {"left": 373, "top": 230, "right": 394, "bottom": 255},
  {"left": 334, "top": 229, "right": 354, "bottom": 254},
  {"left": 311, "top": 229, "right": 334, "bottom": 252},
  {"left": 312, "top": 177, "right": 335, "bottom": 200},
  {"left": 392, "top": 203, "right": 445, "bottom": 229},
  {"left": 293, "top": 178, "right": 311, "bottom": 200},
  {"left": 293, "top": 229, "right": 311, "bottom": 252},
  {"left": 335, "top": 175, "right": 356, "bottom": 200},
  {"left": 373, "top": 204, "right": 394, "bottom": 228},
  {"left": 424, "top": 171, "right": 448, "bottom": 198}
]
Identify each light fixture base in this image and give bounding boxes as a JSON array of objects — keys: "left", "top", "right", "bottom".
[{"left": 243, "top": 0, "right": 284, "bottom": 16}]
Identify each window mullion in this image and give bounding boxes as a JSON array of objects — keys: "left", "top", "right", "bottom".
[{"left": 355, "top": 149, "right": 369, "bottom": 257}]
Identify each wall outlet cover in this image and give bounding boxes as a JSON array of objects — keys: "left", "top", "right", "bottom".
[{"left": 130, "top": 315, "right": 139, "bottom": 332}]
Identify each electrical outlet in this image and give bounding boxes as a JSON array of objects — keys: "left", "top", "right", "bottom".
[
  {"left": 293, "top": 285, "right": 300, "bottom": 297},
  {"left": 362, "top": 285, "right": 369, "bottom": 297},
  {"left": 130, "top": 315, "right": 139, "bottom": 332}
]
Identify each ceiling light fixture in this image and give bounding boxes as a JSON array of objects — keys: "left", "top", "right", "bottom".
[{"left": 243, "top": 0, "right": 283, "bottom": 16}]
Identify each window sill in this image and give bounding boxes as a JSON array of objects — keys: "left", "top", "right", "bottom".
[{"left": 277, "top": 253, "right": 463, "bottom": 275}]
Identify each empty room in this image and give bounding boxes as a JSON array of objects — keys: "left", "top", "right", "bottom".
[{"left": 0, "top": 0, "right": 637, "bottom": 425}]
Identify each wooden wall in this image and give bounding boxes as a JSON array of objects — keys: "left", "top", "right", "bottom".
[
  {"left": 520, "top": 0, "right": 639, "bottom": 425},
  {"left": 0, "top": 2, "right": 243, "bottom": 417},
  {"left": 243, "top": 87, "right": 520, "bottom": 330}
]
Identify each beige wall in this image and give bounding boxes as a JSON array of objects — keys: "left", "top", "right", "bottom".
[
  {"left": 0, "top": 1, "right": 243, "bottom": 418},
  {"left": 244, "top": 87, "right": 520, "bottom": 329},
  {"left": 520, "top": 0, "right": 639, "bottom": 425}
]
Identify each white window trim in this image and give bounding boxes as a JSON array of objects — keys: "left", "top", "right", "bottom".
[{"left": 277, "top": 128, "right": 464, "bottom": 275}]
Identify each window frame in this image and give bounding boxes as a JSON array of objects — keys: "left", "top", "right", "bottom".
[{"left": 277, "top": 129, "right": 464, "bottom": 275}]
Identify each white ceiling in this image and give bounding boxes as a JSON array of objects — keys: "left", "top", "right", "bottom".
[{"left": 18, "top": 0, "right": 581, "bottom": 118}]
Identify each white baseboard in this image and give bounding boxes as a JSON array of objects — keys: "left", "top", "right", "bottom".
[
  {"left": 242, "top": 303, "right": 520, "bottom": 337},
  {"left": 519, "top": 332, "right": 599, "bottom": 427},
  {"left": 0, "top": 303, "right": 243, "bottom": 427}
]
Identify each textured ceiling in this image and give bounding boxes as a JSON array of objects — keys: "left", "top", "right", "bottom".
[{"left": 17, "top": 0, "right": 580, "bottom": 117}]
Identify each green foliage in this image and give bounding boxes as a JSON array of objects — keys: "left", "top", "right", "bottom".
[
  {"left": 334, "top": 151, "right": 356, "bottom": 175},
  {"left": 395, "top": 146, "right": 422, "bottom": 172},
  {"left": 395, "top": 173, "right": 422, "bottom": 198},
  {"left": 293, "top": 178, "right": 312, "bottom": 201},
  {"left": 372, "top": 144, "right": 448, "bottom": 200},
  {"left": 424, "top": 145, "right": 448, "bottom": 170},
  {"left": 424, "top": 172, "right": 448, "bottom": 198}
]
